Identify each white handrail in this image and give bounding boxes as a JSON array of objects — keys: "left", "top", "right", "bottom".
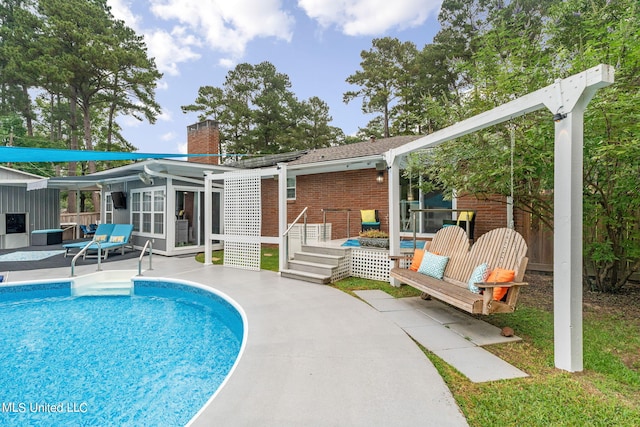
[
  {"left": 137, "top": 239, "right": 153, "bottom": 276},
  {"left": 283, "top": 207, "right": 308, "bottom": 263},
  {"left": 70, "top": 240, "right": 102, "bottom": 277},
  {"left": 284, "top": 207, "right": 308, "bottom": 237}
]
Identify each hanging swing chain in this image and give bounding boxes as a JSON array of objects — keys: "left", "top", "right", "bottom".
[
  {"left": 510, "top": 123, "right": 515, "bottom": 207},
  {"left": 491, "top": 123, "right": 517, "bottom": 283}
]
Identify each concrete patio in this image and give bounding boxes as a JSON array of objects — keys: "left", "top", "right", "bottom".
[{"left": 6, "top": 255, "right": 470, "bottom": 426}]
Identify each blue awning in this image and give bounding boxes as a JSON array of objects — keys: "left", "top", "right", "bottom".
[{"left": 0, "top": 146, "right": 238, "bottom": 162}]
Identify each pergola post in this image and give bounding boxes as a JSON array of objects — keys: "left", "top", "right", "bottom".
[
  {"left": 388, "top": 161, "right": 401, "bottom": 287},
  {"left": 553, "top": 110, "right": 585, "bottom": 372},
  {"left": 204, "top": 172, "right": 213, "bottom": 265},
  {"left": 278, "top": 163, "right": 288, "bottom": 272}
]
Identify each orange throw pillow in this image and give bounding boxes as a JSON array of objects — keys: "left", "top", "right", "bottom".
[
  {"left": 409, "top": 249, "right": 425, "bottom": 271},
  {"left": 487, "top": 268, "right": 516, "bottom": 301}
]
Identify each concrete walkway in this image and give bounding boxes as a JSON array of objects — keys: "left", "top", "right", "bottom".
[
  {"left": 6, "top": 257, "right": 468, "bottom": 427},
  {"left": 354, "top": 290, "right": 528, "bottom": 383}
]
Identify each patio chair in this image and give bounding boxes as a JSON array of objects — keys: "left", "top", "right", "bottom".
[
  {"left": 63, "top": 223, "right": 116, "bottom": 257},
  {"left": 442, "top": 211, "right": 476, "bottom": 240},
  {"left": 84, "top": 224, "right": 134, "bottom": 260},
  {"left": 80, "top": 224, "right": 96, "bottom": 238},
  {"left": 0, "top": 272, "right": 8, "bottom": 283},
  {"left": 361, "top": 209, "right": 381, "bottom": 232}
]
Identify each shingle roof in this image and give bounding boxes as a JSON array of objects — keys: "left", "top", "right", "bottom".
[
  {"left": 226, "top": 150, "right": 307, "bottom": 169},
  {"left": 288, "top": 135, "right": 422, "bottom": 165},
  {"left": 224, "top": 135, "right": 423, "bottom": 169}
]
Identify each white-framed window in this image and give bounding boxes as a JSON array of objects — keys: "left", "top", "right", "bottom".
[
  {"left": 287, "top": 177, "right": 296, "bottom": 200},
  {"left": 131, "top": 188, "right": 165, "bottom": 236},
  {"left": 104, "top": 193, "right": 113, "bottom": 224}
]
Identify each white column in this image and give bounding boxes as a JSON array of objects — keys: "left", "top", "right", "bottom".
[
  {"left": 553, "top": 109, "right": 584, "bottom": 372},
  {"left": 278, "top": 163, "right": 288, "bottom": 272},
  {"left": 388, "top": 160, "right": 401, "bottom": 286},
  {"left": 204, "top": 173, "right": 212, "bottom": 265}
]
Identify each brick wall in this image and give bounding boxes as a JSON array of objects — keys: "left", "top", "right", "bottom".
[
  {"left": 187, "top": 120, "right": 220, "bottom": 165},
  {"left": 456, "top": 194, "right": 527, "bottom": 239},
  {"left": 261, "top": 169, "right": 389, "bottom": 238},
  {"left": 262, "top": 170, "right": 529, "bottom": 247}
]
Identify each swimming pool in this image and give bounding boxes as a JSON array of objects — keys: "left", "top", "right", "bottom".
[{"left": 0, "top": 277, "right": 246, "bottom": 427}]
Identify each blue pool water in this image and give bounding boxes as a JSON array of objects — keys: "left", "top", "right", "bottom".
[
  {"left": 341, "top": 239, "right": 426, "bottom": 249},
  {"left": 0, "top": 280, "right": 245, "bottom": 427}
]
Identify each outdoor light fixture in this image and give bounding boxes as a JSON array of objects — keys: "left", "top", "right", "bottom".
[
  {"left": 376, "top": 171, "right": 384, "bottom": 183},
  {"left": 553, "top": 112, "right": 567, "bottom": 122}
]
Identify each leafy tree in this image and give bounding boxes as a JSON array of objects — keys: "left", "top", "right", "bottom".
[
  {"left": 547, "top": 0, "right": 640, "bottom": 292},
  {"left": 0, "top": 0, "right": 161, "bottom": 211},
  {"left": 182, "top": 61, "right": 342, "bottom": 155},
  {"left": 408, "top": 0, "right": 639, "bottom": 292},
  {"left": 344, "top": 37, "right": 419, "bottom": 138},
  {"left": 0, "top": 0, "right": 41, "bottom": 135}
]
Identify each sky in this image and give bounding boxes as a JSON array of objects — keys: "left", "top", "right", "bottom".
[{"left": 106, "top": 0, "right": 444, "bottom": 154}]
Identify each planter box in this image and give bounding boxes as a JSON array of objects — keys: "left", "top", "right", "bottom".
[{"left": 358, "top": 237, "right": 389, "bottom": 248}]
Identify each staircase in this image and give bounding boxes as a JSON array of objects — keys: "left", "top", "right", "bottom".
[{"left": 281, "top": 245, "right": 349, "bottom": 284}]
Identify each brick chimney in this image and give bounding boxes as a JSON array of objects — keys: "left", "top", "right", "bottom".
[{"left": 187, "top": 120, "right": 220, "bottom": 165}]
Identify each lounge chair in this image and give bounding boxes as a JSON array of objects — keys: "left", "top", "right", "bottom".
[
  {"left": 360, "top": 209, "right": 381, "bottom": 231},
  {"left": 0, "top": 272, "right": 8, "bottom": 283},
  {"left": 83, "top": 224, "right": 134, "bottom": 260},
  {"left": 63, "top": 223, "right": 116, "bottom": 257}
]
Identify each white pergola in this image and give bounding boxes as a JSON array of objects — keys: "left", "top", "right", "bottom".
[
  {"left": 386, "top": 64, "right": 614, "bottom": 372},
  {"left": 202, "top": 64, "right": 614, "bottom": 372}
]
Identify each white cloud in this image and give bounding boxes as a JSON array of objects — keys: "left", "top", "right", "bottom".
[
  {"left": 298, "top": 0, "right": 442, "bottom": 36},
  {"left": 158, "top": 109, "right": 173, "bottom": 122},
  {"left": 161, "top": 131, "right": 177, "bottom": 141},
  {"left": 144, "top": 28, "right": 201, "bottom": 76},
  {"left": 177, "top": 141, "right": 188, "bottom": 154},
  {"left": 107, "top": 0, "right": 201, "bottom": 76},
  {"left": 156, "top": 79, "right": 169, "bottom": 91},
  {"left": 107, "top": 0, "right": 141, "bottom": 29},
  {"left": 149, "top": 0, "right": 294, "bottom": 60}
]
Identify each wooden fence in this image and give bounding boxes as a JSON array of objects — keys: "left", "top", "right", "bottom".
[{"left": 60, "top": 212, "right": 101, "bottom": 240}]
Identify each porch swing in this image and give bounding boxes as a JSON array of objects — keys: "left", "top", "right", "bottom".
[{"left": 390, "top": 123, "right": 530, "bottom": 315}]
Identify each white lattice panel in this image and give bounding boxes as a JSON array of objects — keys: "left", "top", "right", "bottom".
[
  {"left": 223, "top": 172, "right": 261, "bottom": 271},
  {"left": 331, "top": 250, "right": 351, "bottom": 282},
  {"left": 224, "top": 241, "right": 261, "bottom": 271},
  {"left": 350, "top": 248, "right": 393, "bottom": 282}
]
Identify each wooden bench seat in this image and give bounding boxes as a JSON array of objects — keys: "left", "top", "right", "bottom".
[{"left": 390, "top": 226, "right": 529, "bottom": 315}]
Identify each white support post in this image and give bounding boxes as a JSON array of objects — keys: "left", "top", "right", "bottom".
[
  {"left": 204, "top": 173, "right": 212, "bottom": 265},
  {"left": 278, "top": 163, "right": 288, "bottom": 272},
  {"left": 388, "top": 160, "right": 401, "bottom": 287},
  {"left": 553, "top": 110, "right": 585, "bottom": 372}
]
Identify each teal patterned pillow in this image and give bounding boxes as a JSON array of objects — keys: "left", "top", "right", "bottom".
[
  {"left": 467, "top": 263, "right": 489, "bottom": 294},
  {"left": 417, "top": 251, "right": 449, "bottom": 279}
]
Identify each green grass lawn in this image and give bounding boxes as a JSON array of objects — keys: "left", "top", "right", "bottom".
[
  {"left": 195, "top": 246, "right": 280, "bottom": 271},
  {"left": 197, "top": 250, "right": 640, "bottom": 426}
]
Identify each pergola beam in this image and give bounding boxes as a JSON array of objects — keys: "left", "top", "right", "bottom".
[{"left": 386, "top": 64, "right": 614, "bottom": 372}]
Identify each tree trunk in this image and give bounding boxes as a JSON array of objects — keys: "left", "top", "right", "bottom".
[
  {"left": 82, "top": 96, "right": 100, "bottom": 210},
  {"left": 67, "top": 92, "right": 79, "bottom": 213}
]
